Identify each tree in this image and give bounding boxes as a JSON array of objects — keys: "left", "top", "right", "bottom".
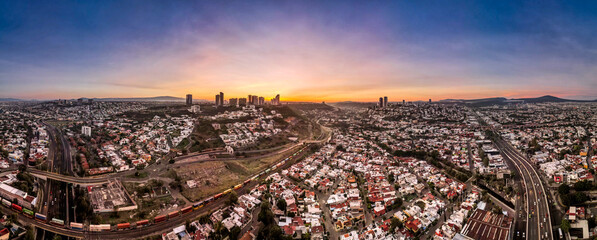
[
  {"left": 229, "top": 226, "right": 241, "bottom": 240},
  {"left": 18, "top": 164, "right": 26, "bottom": 172},
  {"left": 389, "top": 217, "right": 402, "bottom": 233},
  {"left": 558, "top": 184, "right": 570, "bottom": 195},
  {"left": 387, "top": 174, "right": 395, "bottom": 183},
  {"left": 561, "top": 219, "right": 571, "bottom": 233},
  {"left": 277, "top": 198, "right": 287, "bottom": 213},
  {"left": 210, "top": 221, "right": 227, "bottom": 240},
  {"left": 258, "top": 202, "right": 275, "bottom": 225},
  {"left": 226, "top": 190, "right": 238, "bottom": 206},
  {"left": 574, "top": 180, "right": 594, "bottom": 191}
]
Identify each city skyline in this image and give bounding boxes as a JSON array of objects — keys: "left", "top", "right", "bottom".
[{"left": 2, "top": 1, "right": 597, "bottom": 101}]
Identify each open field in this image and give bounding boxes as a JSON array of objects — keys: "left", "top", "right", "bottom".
[{"left": 177, "top": 144, "right": 305, "bottom": 201}]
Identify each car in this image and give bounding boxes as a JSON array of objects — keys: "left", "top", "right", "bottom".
[
  {"left": 523, "top": 232, "right": 525, "bottom": 238},
  {"left": 517, "top": 231, "right": 520, "bottom": 237},
  {"left": 544, "top": 217, "right": 546, "bottom": 223}
]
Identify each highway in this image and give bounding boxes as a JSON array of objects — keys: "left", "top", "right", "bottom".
[
  {"left": 39, "top": 122, "right": 76, "bottom": 239},
  {"left": 495, "top": 137, "right": 553, "bottom": 240},
  {"left": 21, "top": 120, "right": 332, "bottom": 238},
  {"left": 28, "top": 139, "right": 326, "bottom": 186},
  {"left": 9, "top": 142, "right": 317, "bottom": 239}
]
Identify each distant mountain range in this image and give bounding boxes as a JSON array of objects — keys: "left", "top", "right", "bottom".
[
  {"left": 0, "top": 98, "right": 25, "bottom": 102},
  {"left": 331, "top": 95, "right": 597, "bottom": 107},
  {"left": 440, "top": 95, "right": 597, "bottom": 106}
]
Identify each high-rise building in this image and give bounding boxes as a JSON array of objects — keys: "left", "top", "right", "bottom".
[
  {"left": 215, "top": 94, "right": 220, "bottom": 106},
  {"left": 219, "top": 92, "right": 224, "bottom": 106},
  {"left": 252, "top": 95, "right": 259, "bottom": 105},
  {"left": 248, "top": 95, "right": 253, "bottom": 104},
  {"left": 379, "top": 97, "right": 383, "bottom": 107},
  {"left": 186, "top": 94, "right": 193, "bottom": 105},
  {"left": 403, "top": 99, "right": 405, "bottom": 104},
  {"left": 82, "top": 126, "right": 91, "bottom": 137},
  {"left": 429, "top": 99, "right": 432, "bottom": 103},
  {"left": 229, "top": 98, "right": 238, "bottom": 106},
  {"left": 271, "top": 94, "right": 281, "bottom": 105},
  {"left": 239, "top": 98, "right": 247, "bottom": 106},
  {"left": 383, "top": 96, "right": 388, "bottom": 107},
  {"left": 258, "top": 97, "right": 264, "bottom": 105}
]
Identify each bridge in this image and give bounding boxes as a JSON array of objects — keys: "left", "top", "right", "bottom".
[{"left": 29, "top": 169, "right": 110, "bottom": 186}]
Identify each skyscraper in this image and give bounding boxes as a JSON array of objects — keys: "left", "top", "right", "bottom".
[
  {"left": 403, "top": 99, "right": 405, "bottom": 104},
  {"left": 186, "top": 94, "right": 192, "bottom": 105},
  {"left": 258, "top": 96, "right": 264, "bottom": 105},
  {"left": 248, "top": 95, "right": 253, "bottom": 104},
  {"left": 383, "top": 96, "right": 388, "bottom": 107},
  {"left": 219, "top": 92, "right": 224, "bottom": 106},
  {"left": 252, "top": 95, "right": 259, "bottom": 105},
  {"left": 272, "top": 94, "right": 280, "bottom": 105},
  {"left": 239, "top": 98, "right": 247, "bottom": 106},
  {"left": 379, "top": 97, "right": 383, "bottom": 108},
  {"left": 229, "top": 98, "right": 238, "bottom": 106},
  {"left": 215, "top": 94, "right": 220, "bottom": 106},
  {"left": 429, "top": 99, "right": 432, "bottom": 103}
]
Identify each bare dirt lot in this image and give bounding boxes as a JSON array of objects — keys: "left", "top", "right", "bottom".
[{"left": 176, "top": 144, "right": 304, "bottom": 201}]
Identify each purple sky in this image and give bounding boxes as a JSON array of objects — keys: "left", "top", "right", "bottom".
[{"left": 1, "top": 1, "right": 597, "bottom": 101}]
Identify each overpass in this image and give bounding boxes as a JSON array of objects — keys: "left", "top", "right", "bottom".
[
  {"left": 29, "top": 169, "right": 110, "bottom": 186},
  {"left": 10, "top": 143, "right": 317, "bottom": 239},
  {"left": 28, "top": 125, "right": 332, "bottom": 186}
]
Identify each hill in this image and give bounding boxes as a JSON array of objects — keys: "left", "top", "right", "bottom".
[
  {"left": 440, "top": 95, "right": 597, "bottom": 106},
  {"left": 0, "top": 98, "right": 24, "bottom": 102},
  {"left": 511, "top": 95, "right": 594, "bottom": 103}
]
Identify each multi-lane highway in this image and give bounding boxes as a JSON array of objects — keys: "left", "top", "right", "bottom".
[
  {"left": 20, "top": 120, "right": 331, "bottom": 239},
  {"left": 10, "top": 141, "right": 317, "bottom": 239},
  {"left": 495, "top": 137, "right": 553, "bottom": 240},
  {"left": 39, "top": 122, "right": 76, "bottom": 239}
]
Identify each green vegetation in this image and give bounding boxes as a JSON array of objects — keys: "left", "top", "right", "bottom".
[
  {"left": 73, "top": 185, "right": 94, "bottom": 221},
  {"left": 12, "top": 165, "right": 35, "bottom": 195},
  {"left": 226, "top": 190, "right": 238, "bottom": 206},
  {"left": 558, "top": 183, "right": 570, "bottom": 195},
  {"left": 276, "top": 198, "right": 287, "bottom": 213},
  {"left": 128, "top": 171, "right": 148, "bottom": 178},
  {"left": 257, "top": 202, "right": 292, "bottom": 240},
  {"left": 573, "top": 180, "right": 596, "bottom": 191},
  {"left": 389, "top": 217, "right": 403, "bottom": 233},
  {"left": 188, "top": 120, "right": 224, "bottom": 153},
  {"left": 561, "top": 192, "right": 589, "bottom": 206},
  {"left": 561, "top": 219, "right": 570, "bottom": 233}
]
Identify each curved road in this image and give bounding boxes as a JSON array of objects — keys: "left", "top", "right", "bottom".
[
  {"left": 496, "top": 137, "right": 553, "bottom": 240},
  {"left": 20, "top": 120, "right": 332, "bottom": 239}
]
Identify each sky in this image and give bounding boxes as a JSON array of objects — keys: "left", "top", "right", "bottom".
[{"left": 1, "top": 1, "right": 597, "bottom": 102}]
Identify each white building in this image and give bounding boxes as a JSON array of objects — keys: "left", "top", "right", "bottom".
[
  {"left": 189, "top": 105, "right": 201, "bottom": 113},
  {"left": 82, "top": 126, "right": 92, "bottom": 137}
]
